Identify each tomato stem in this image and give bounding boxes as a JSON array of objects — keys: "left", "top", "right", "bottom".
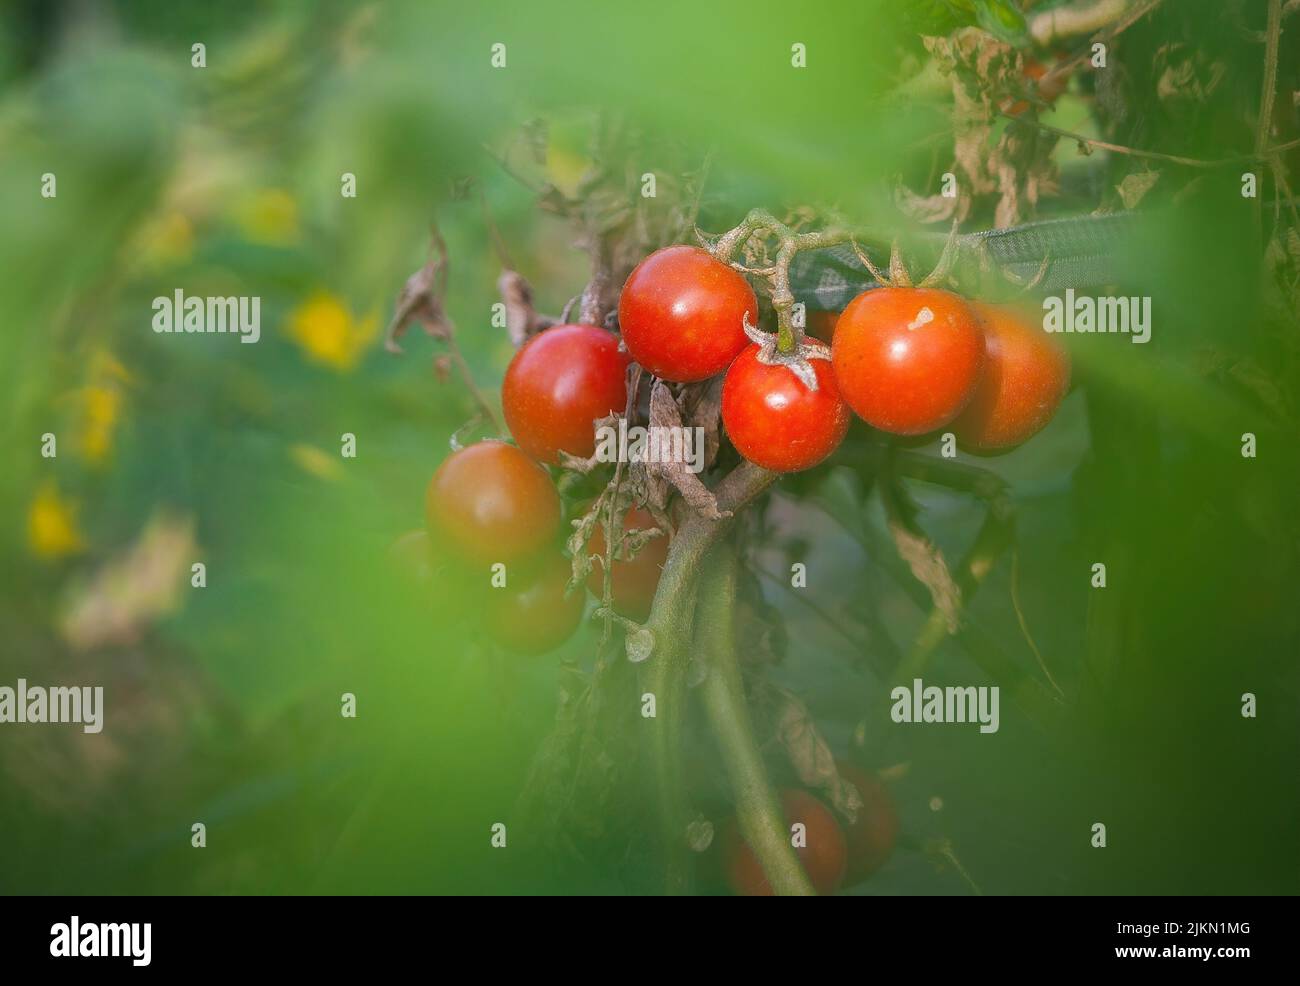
[
  {"left": 639, "top": 460, "right": 777, "bottom": 893},
  {"left": 697, "top": 540, "right": 816, "bottom": 895}
]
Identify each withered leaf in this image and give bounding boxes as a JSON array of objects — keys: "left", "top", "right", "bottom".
[
  {"left": 895, "top": 182, "right": 964, "bottom": 225},
  {"left": 1116, "top": 170, "right": 1160, "bottom": 210},
  {"left": 387, "top": 260, "right": 452, "bottom": 353},
  {"left": 679, "top": 376, "right": 725, "bottom": 471},
  {"left": 497, "top": 269, "right": 551, "bottom": 346},
  {"left": 889, "top": 515, "right": 963, "bottom": 633},
  {"left": 766, "top": 683, "right": 863, "bottom": 823},
  {"left": 647, "top": 380, "right": 726, "bottom": 520}
]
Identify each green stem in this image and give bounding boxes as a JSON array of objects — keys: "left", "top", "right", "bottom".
[
  {"left": 640, "top": 461, "right": 778, "bottom": 894},
  {"left": 697, "top": 541, "right": 815, "bottom": 895}
]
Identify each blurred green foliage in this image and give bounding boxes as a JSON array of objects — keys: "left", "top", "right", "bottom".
[{"left": 0, "top": 0, "right": 1296, "bottom": 895}]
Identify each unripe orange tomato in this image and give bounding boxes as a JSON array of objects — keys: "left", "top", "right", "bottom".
[
  {"left": 586, "top": 507, "right": 669, "bottom": 621},
  {"left": 953, "top": 302, "right": 1070, "bottom": 452},
  {"left": 837, "top": 761, "right": 899, "bottom": 882},
  {"left": 722, "top": 789, "right": 847, "bottom": 896},
  {"left": 488, "top": 552, "right": 585, "bottom": 655},
  {"left": 425, "top": 441, "right": 561, "bottom": 566}
]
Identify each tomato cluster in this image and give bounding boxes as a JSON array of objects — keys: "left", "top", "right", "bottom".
[
  {"left": 406, "top": 246, "right": 1068, "bottom": 672},
  {"left": 829, "top": 291, "right": 1069, "bottom": 451},
  {"left": 421, "top": 440, "right": 584, "bottom": 653},
  {"left": 395, "top": 233, "right": 1070, "bottom": 898},
  {"left": 719, "top": 763, "right": 898, "bottom": 895}
]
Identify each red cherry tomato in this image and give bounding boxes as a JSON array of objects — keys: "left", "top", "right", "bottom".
[
  {"left": 425, "top": 441, "right": 561, "bottom": 566},
  {"left": 836, "top": 761, "right": 899, "bottom": 883},
  {"left": 831, "top": 287, "right": 985, "bottom": 435},
  {"left": 953, "top": 301, "right": 1071, "bottom": 452},
  {"left": 502, "top": 324, "right": 629, "bottom": 464},
  {"left": 488, "top": 552, "right": 585, "bottom": 655},
  {"left": 618, "top": 245, "right": 757, "bottom": 382},
  {"left": 805, "top": 309, "right": 840, "bottom": 343},
  {"left": 586, "top": 507, "right": 669, "bottom": 621},
  {"left": 721, "top": 345, "right": 851, "bottom": 473},
  {"left": 723, "top": 789, "right": 847, "bottom": 896}
]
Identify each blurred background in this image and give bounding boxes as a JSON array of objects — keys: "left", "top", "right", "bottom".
[{"left": 0, "top": 0, "right": 1297, "bottom": 894}]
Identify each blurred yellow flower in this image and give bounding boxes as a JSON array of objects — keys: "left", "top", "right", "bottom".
[
  {"left": 134, "top": 211, "right": 195, "bottom": 268},
  {"left": 76, "top": 351, "right": 132, "bottom": 466},
  {"left": 289, "top": 443, "right": 343, "bottom": 481},
  {"left": 28, "top": 481, "right": 86, "bottom": 560},
  {"left": 79, "top": 386, "right": 122, "bottom": 464},
  {"left": 238, "top": 188, "right": 300, "bottom": 245},
  {"left": 286, "top": 293, "right": 379, "bottom": 371}
]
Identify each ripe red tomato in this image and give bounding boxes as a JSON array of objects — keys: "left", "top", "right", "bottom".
[
  {"left": 586, "top": 507, "right": 669, "bottom": 621},
  {"left": 723, "top": 789, "right": 847, "bottom": 896},
  {"left": 831, "top": 287, "right": 985, "bottom": 435},
  {"left": 425, "top": 441, "right": 561, "bottom": 566},
  {"left": 836, "top": 761, "right": 899, "bottom": 883},
  {"left": 721, "top": 345, "right": 851, "bottom": 473},
  {"left": 502, "top": 324, "right": 629, "bottom": 464},
  {"left": 953, "top": 301, "right": 1071, "bottom": 451},
  {"left": 487, "top": 552, "right": 585, "bottom": 655},
  {"left": 617, "top": 245, "right": 757, "bottom": 382},
  {"left": 806, "top": 309, "right": 840, "bottom": 343}
]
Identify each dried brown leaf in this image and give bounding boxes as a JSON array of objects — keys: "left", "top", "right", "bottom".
[
  {"left": 895, "top": 183, "right": 963, "bottom": 224},
  {"left": 890, "top": 518, "right": 963, "bottom": 633},
  {"left": 1116, "top": 170, "right": 1160, "bottom": 209},
  {"left": 387, "top": 260, "right": 452, "bottom": 353},
  {"left": 767, "top": 684, "right": 863, "bottom": 822},
  {"left": 497, "top": 269, "right": 550, "bottom": 346},
  {"left": 647, "top": 380, "right": 726, "bottom": 520}
]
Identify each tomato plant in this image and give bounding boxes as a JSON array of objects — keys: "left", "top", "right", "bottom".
[
  {"left": 721, "top": 344, "right": 851, "bottom": 473},
  {"left": 586, "top": 507, "right": 669, "bottom": 621},
  {"left": 503, "top": 323, "right": 629, "bottom": 464},
  {"left": 487, "top": 552, "right": 586, "bottom": 654},
  {"left": 953, "top": 302, "right": 1071, "bottom": 451},
  {"left": 722, "top": 789, "right": 848, "bottom": 896},
  {"left": 424, "top": 441, "right": 561, "bottom": 566},
  {"left": 837, "top": 761, "right": 899, "bottom": 882},
  {"left": 831, "top": 287, "right": 986, "bottom": 435},
  {"left": 617, "top": 245, "right": 757, "bottom": 382}
]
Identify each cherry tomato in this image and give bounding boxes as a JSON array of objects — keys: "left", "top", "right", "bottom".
[
  {"left": 502, "top": 324, "right": 629, "bottom": 464},
  {"left": 617, "top": 245, "right": 757, "bottom": 382},
  {"left": 805, "top": 309, "right": 840, "bottom": 343},
  {"left": 487, "top": 552, "right": 585, "bottom": 655},
  {"left": 425, "top": 441, "right": 561, "bottom": 566},
  {"left": 722, "top": 789, "right": 847, "bottom": 896},
  {"left": 586, "top": 507, "right": 669, "bottom": 621},
  {"left": 837, "top": 761, "right": 899, "bottom": 882},
  {"left": 721, "top": 345, "right": 851, "bottom": 473},
  {"left": 953, "top": 301, "right": 1071, "bottom": 452},
  {"left": 831, "top": 287, "right": 985, "bottom": 435}
]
